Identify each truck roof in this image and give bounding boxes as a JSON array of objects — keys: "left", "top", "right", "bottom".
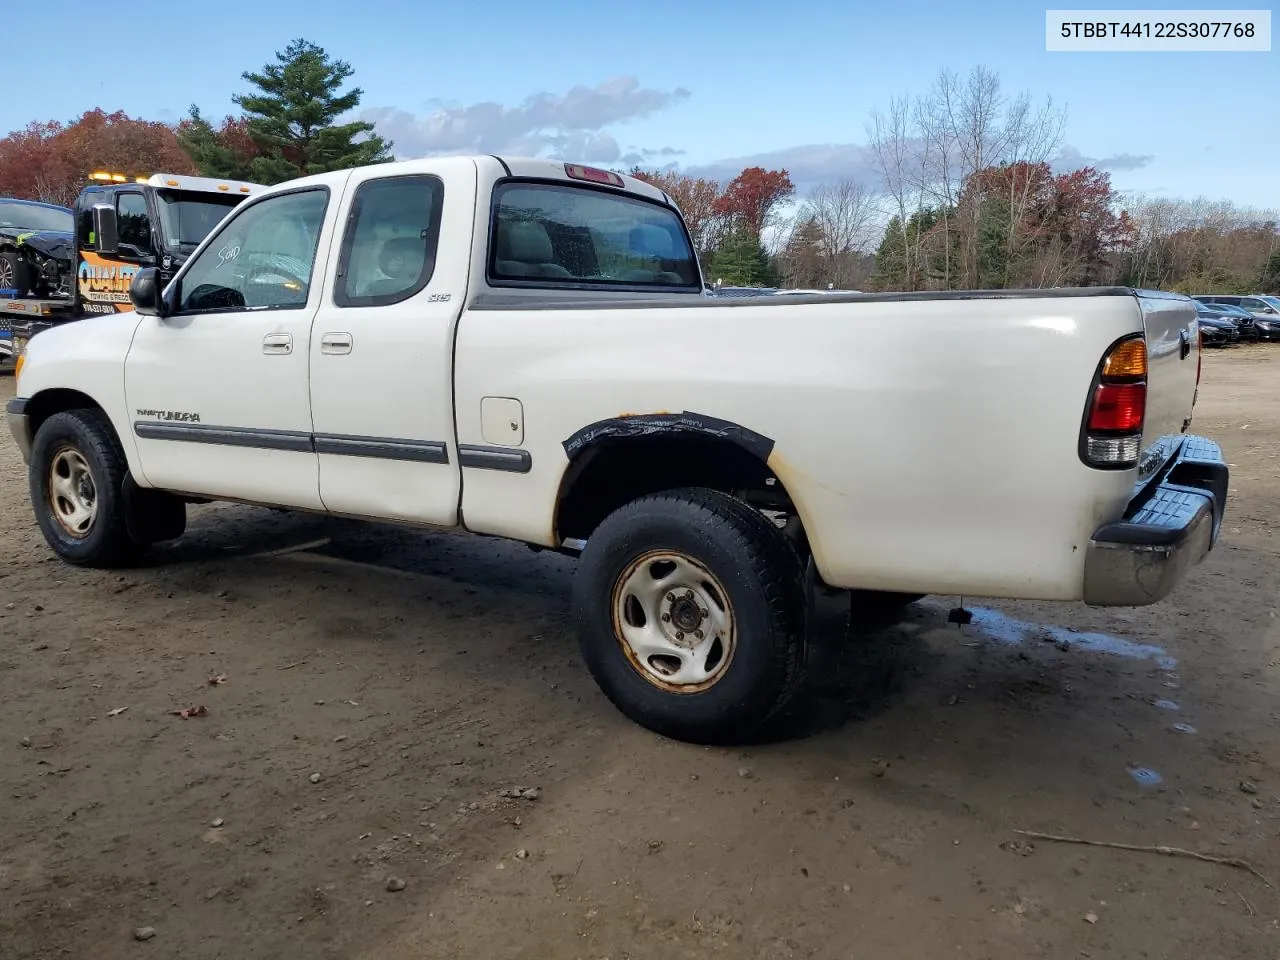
[
  {"left": 248, "top": 156, "right": 672, "bottom": 207},
  {"left": 88, "top": 171, "right": 264, "bottom": 197}
]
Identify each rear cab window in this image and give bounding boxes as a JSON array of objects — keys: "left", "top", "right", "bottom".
[{"left": 487, "top": 180, "right": 699, "bottom": 291}]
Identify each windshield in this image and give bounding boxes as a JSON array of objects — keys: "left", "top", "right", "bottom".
[
  {"left": 155, "top": 190, "right": 244, "bottom": 252},
  {"left": 0, "top": 200, "right": 72, "bottom": 233}
]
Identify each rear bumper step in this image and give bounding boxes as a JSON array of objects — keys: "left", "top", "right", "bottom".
[{"left": 1083, "top": 435, "right": 1228, "bottom": 606}]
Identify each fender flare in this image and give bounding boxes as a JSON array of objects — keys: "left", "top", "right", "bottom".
[{"left": 561, "top": 410, "right": 775, "bottom": 463}]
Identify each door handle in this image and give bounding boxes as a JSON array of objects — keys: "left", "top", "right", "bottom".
[
  {"left": 321, "top": 332, "right": 353, "bottom": 355},
  {"left": 263, "top": 333, "right": 292, "bottom": 355}
]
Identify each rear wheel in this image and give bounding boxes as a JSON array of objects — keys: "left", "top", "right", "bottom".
[
  {"left": 573, "top": 487, "right": 807, "bottom": 744},
  {"left": 29, "top": 409, "right": 156, "bottom": 567}
]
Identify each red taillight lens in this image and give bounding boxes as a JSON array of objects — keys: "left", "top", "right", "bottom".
[
  {"left": 1081, "top": 334, "right": 1147, "bottom": 469},
  {"left": 1088, "top": 382, "right": 1147, "bottom": 432}
]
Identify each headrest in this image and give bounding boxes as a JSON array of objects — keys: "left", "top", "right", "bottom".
[
  {"left": 498, "top": 221, "right": 554, "bottom": 263},
  {"left": 378, "top": 236, "right": 426, "bottom": 280},
  {"left": 630, "top": 224, "right": 673, "bottom": 259}
]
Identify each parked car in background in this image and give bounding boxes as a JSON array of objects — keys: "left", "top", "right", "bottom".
[
  {"left": 1194, "top": 300, "right": 1252, "bottom": 336},
  {"left": 1193, "top": 294, "right": 1280, "bottom": 342},
  {"left": 1195, "top": 312, "right": 1239, "bottom": 347}
]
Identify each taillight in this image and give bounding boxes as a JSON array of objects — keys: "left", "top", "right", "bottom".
[{"left": 1081, "top": 334, "right": 1146, "bottom": 469}]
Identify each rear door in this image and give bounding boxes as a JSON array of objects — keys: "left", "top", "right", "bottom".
[
  {"left": 125, "top": 183, "right": 341, "bottom": 506},
  {"left": 306, "top": 159, "right": 476, "bottom": 525}
]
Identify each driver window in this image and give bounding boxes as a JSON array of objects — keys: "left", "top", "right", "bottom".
[
  {"left": 116, "top": 193, "right": 153, "bottom": 259},
  {"left": 177, "top": 188, "right": 328, "bottom": 314}
]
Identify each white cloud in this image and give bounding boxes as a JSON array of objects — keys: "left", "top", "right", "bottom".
[
  {"left": 1050, "top": 144, "right": 1155, "bottom": 173},
  {"left": 361, "top": 77, "right": 690, "bottom": 163}
]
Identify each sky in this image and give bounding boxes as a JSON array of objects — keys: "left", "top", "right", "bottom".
[{"left": 5, "top": 0, "right": 1277, "bottom": 209}]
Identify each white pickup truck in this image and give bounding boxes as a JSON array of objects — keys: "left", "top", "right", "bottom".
[{"left": 5, "top": 156, "right": 1229, "bottom": 742}]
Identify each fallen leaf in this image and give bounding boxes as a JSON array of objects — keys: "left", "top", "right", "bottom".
[
  {"left": 207, "top": 675, "right": 227, "bottom": 686},
  {"left": 171, "top": 705, "right": 209, "bottom": 719},
  {"left": 1084, "top": 912, "right": 1098, "bottom": 924},
  {"left": 107, "top": 706, "right": 128, "bottom": 717}
]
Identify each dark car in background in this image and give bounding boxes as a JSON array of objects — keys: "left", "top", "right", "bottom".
[
  {"left": 1193, "top": 293, "right": 1280, "bottom": 340},
  {"left": 1195, "top": 311, "right": 1240, "bottom": 347},
  {"left": 0, "top": 198, "right": 74, "bottom": 298},
  {"left": 1194, "top": 299, "right": 1253, "bottom": 335}
]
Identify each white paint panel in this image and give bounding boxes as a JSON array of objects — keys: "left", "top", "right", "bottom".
[{"left": 454, "top": 294, "right": 1151, "bottom": 600}]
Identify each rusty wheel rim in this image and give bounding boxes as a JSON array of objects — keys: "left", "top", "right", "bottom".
[
  {"left": 47, "top": 446, "right": 98, "bottom": 538},
  {"left": 610, "top": 549, "right": 736, "bottom": 693}
]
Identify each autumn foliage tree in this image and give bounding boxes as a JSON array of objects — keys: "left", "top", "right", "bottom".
[
  {"left": 0, "top": 109, "right": 196, "bottom": 206},
  {"left": 627, "top": 167, "right": 726, "bottom": 260},
  {"left": 715, "top": 167, "right": 794, "bottom": 235}
]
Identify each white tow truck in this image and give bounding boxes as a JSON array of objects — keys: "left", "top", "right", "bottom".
[{"left": 5, "top": 156, "right": 1229, "bottom": 742}]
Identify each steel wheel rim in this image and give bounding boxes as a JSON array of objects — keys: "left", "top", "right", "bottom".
[
  {"left": 47, "top": 446, "right": 98, "bottom": 538},
  {"left": 610, "top": 549, "right": 736, "bottom": 693}
]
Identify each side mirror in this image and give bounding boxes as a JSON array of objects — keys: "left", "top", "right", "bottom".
[
  {"left": 92, "top": 204, "right": 119, "bottom": 255},
  {"left": 129, "top": 267, "right": 171, "bottom": 318}
]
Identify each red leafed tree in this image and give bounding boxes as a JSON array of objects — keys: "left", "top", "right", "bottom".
[
  {"left": 715, "top": 167, "right": 795, "bottom": 235},
  {"left": 0, "top": 109, "right": 197, "bottom": 207},
  {"left": 628, "top": 167, "right": 726, "bottom": 256},
  {"left": 1044, "top": 166, "right": 1132, "bottom": 282}
]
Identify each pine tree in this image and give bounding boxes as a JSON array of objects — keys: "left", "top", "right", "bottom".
[
  {"left": 707, "top": 228, "right": 778, "bottom": 287},
  {"left": 176, "top": 106, "right": 257, "bottom": 181},
  {"left": 233, "top": 38, "right": 393, "bottom": 183}
]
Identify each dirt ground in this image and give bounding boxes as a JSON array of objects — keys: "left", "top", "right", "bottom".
[{"left": 1, "top": 346, "right": 1277, "bottom": 960}]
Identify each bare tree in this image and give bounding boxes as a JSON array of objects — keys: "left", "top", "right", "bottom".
[
  {"left": 808, "top": 179, "right": 878, "bottom": 287},
  {"left": 866, "top": 96, "right": 925, "bottom": 289}
]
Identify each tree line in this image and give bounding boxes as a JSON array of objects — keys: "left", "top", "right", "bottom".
[{"left": 1, "top": 48, "right": 1274, "bottom": 296}]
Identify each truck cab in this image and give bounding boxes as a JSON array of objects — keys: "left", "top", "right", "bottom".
[
  {"left": 75, "top": 172, "right": 262, "bottom": 315},
  {"left": 2, "top": 171, "right": 262, "bottom": 352}
]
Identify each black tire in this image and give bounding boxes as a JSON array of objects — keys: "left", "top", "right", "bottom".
[
  {"left": 572, "top": 487, "right": 808, "bottom": 744},
  {"left": 0, "top": 248, "right": 35, "bottom": 296},
  {"left": 29, "top": 409, "right": 146, "bottom": 567}
]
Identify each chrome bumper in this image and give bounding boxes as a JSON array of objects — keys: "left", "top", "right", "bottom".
[
  {"left": 1083, "top": 436, "right": 1228, "bottom": 606},
  {"left": 6, "top": 397, "right": 31, "bottom": 465}
]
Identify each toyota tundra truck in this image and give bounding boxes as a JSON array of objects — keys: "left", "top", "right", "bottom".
[{"left": 4, "top": 155, "right": 1229, "bottom": 743}]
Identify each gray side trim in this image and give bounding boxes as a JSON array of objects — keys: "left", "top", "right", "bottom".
[
  {"left": 314, "top": 435, "right": 449, "bottom": 463},
  {"left": 133, "top": 422, "right": 453, "bottom": 463},
  {"left": 467, "top": 285, "right": 1145, "bottom": 312},
  {"left": 457, "top": 444, "right": 532, "bottom": 473},
  {"left": 134, "top": 421, "right": 314, "bottom": 452}
]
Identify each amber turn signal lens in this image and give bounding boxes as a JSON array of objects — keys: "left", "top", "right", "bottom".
[{"left": 1101, "top": 337, "right": 1147, "bottom": 380}]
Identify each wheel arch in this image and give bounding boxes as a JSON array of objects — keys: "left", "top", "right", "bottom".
[
  {"left": 24, "top": 387, "right": 112, "bottom": 437},
  {"left": 553, "top": 411, "right": 812, "bottom": 555}
]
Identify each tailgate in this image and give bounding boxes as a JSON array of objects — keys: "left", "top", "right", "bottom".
[{"left": 1136, "top": 291, "right": 1201, "bottom": 478}]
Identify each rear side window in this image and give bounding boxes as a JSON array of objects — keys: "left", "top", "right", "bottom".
[
  {"left": 335, "top": 175, "right": 444, "bottom": 307},
  {"left": 488, "top": 181, "right": 699, "bottom": 290}
]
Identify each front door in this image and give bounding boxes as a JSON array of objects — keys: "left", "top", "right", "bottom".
[
  {"left": 306, "top": 160, "right": 474, "bottom": 525},
  {"left": 124, "top": 183, "right": 344, "bottom": 508}
]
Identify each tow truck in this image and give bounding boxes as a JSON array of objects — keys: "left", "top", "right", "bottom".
[{"left": 2, "top": 170, "right": 262, "bottom": 364}]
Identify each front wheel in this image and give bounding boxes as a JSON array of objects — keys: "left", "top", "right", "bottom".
[
  {"left": 572, "top": 487, "right": 808, "bottom": 744},
  {"left": 29, "top": 409, "right": 146, "bottom": 567}
]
